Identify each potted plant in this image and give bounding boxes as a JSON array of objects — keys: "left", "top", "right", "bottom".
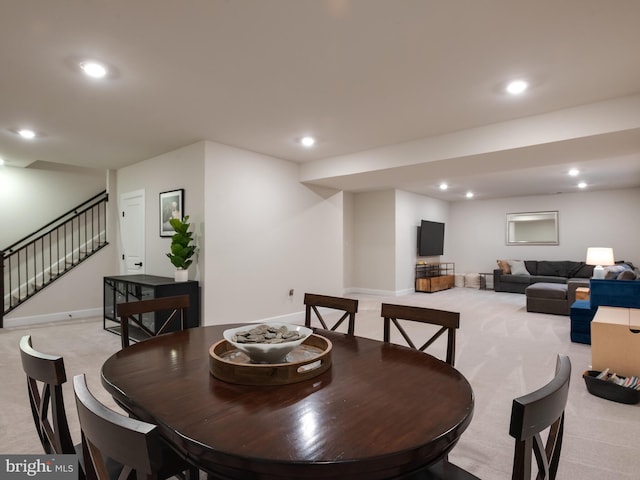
[{"left": 167, "top": 215, "right": 196, "bottom": 282}]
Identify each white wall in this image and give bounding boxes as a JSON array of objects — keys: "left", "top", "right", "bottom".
[
  {"left": 0, "top": 165, "right": 106, "bottom": 247},
  {"left": 349, "top": 190, "right": 396, "bottom": 294},
  {"left": 347, "top": 189, "right": 450, "bottom": 295},
  {"left": 343, "top": 192, "right": 355, "bottom": 290},
  {"left": 10, "top": 139, "right": 343, "bottom": 327},
  {"left": 3, "top": 245, "right": 117, "bottom": 326},
  {"left": 448, "top": 187, "right": 640, "bottom": 274},
  {"left": 117, "top": 142, "right": 205, "bottom": 281},
  {"left": 4, "top": 169, "right": 118, "bottom": 325},
  {"left": 349, "top": 187, "right": 640, "bottom": 293},
  {"left": 395, "top": 190, "right": 450, "bottom": 293},
  {"left": 203, "top": 141, "right": 344, "bottom": 324},
  {"left": 7, "top": 143, "right": 638, "bottom": 327}
]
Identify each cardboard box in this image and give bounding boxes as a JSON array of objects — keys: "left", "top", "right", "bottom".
[{"left": 591, "top": 306, "right": 640, "bottom": 377}]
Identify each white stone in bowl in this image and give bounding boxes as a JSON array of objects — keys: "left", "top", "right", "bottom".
[{"left": 223, "top": 323, "right": 312, "bottom": 364}]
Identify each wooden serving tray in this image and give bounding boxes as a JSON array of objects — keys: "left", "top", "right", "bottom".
[{"left": 209, "top": 333, "right": 332, "bottom": 385}]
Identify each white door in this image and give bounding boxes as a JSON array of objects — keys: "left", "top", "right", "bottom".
[{"left": 120, "top": 190, "right": 145, "bottom": 274}]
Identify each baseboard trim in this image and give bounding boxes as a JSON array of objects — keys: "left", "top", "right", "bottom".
[
  {"left": 3, "top": 307, "right": 103, "bottom": 328},
  {"left": 395, "top": 288, "right": 415, "bottom": 296},
  {"left": 214, "top": 308, "right": 347, "bottom": 327},
  {"left": 344, "top": 287, "right": 408, "bottom": 297},
  {"left": 253, "top": 310, "right": 306, "bottom": 324}
]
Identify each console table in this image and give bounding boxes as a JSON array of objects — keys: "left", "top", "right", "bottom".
[
  {"left": 415, "top": 262, "right": 455, "bottom": 293},
  {"left": 103, "top": 275, "right": 200, "bottom": 343}
]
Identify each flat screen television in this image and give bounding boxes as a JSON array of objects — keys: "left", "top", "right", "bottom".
[{"left": 418, "top": 220, "right": 445, "bottom": 256}]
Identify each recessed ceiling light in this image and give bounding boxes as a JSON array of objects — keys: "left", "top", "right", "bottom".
[
  {"left": 465, "top": 191, "right": 474, "bottom": 199},
  {"left": 506, "top": 80, "right": 528, "bottom": 95},
  {"left": 578, "top": 182, "right": 587, "bottom": 189},
  {"left": 439, "top": 183, "right": 448, "bottom": 190},
  {"left": 568, "top": 168, "right": 580, "bottom": 176},
  {"left": 18, "top": 129, "right": 36, "bottom": 139},
  {"left": 80, "top": 61, "right": 107, "bottom": 78},
  {"left": 0, "top": 157, "right": 4, "bottom": 166},
  {"left": 300, "top": 136, "right": 315, "bottom": 147}
]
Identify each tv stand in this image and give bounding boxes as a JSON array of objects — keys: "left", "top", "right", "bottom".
[{"left": 415, "top": 262, "right": 455, "bottom": 293}]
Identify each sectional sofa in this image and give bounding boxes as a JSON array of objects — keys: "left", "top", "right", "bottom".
[
  {"left": 493, "top": 259, "right": 639, "bottom": 316},
  {"left": 493, "top": 260, "right": 594, "bottom": 294}
]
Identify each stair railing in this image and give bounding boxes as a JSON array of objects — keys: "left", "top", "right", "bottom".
[{"left": 1, "top": 191, "right": 109, "bottom": 326}]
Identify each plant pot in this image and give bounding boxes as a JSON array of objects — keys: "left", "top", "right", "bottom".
[{"left": 174, "top": 268, "right": 189, "bottom": 282}]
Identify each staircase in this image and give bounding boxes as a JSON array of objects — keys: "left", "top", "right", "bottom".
[{"left": 1, "top": 191, "right": 109, "bottom": 326}]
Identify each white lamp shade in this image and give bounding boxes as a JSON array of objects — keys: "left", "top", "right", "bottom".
[
  {"left": 586, "top": 247, "right": 615, "bottom": 266},
  {"left": 586, "top": 247, "right": 615, "bottom": 279}
]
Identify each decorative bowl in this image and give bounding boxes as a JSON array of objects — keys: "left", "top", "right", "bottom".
[{"left": 223, "top": 323, "right": 312, "bottom": 364}]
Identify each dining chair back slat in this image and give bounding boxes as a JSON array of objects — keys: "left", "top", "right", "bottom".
[
  {"left": 304, "top": 293, "right": 359, "bottom": 336},
  {"left": 381, "top": 303, "right": 459, "bottom": 366},
  {"left": 117, "top": 294, "right": 190, "bottom": 349}
]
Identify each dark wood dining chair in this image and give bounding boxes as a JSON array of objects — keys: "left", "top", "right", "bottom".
[
  {"left": 304, "top": 293, "right": 359, "bottom": 336},
  {"left": 73, "top": 373, "right": 199, "bottom": 480},
  {"left": 19, "top": 335, "right": 77, "bottom": 455},
  {"left": 117, "top": 294, "right": 190, "bottom": 349},
  {"left": 509, "top": 354, "right": 571, "bottom": 480},
  {"left": 405, "top": 354, "right": 572, "bottom": 480},
  {"left": 19, "top": 335, "right": 86, "bottom": 479},
  {"left": 381, "top": 303, "right": 459, "bottom": 366}
]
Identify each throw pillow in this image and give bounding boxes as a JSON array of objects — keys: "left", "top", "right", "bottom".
[
  {"left": 573, "top": 263, "right": 595, "bottom": 278},
  {"left": 509, "top": 259, "right": 530, "bottom": 276},
  {"left": 497, "top": 259, "right": 511, "bottom": 274},
  {"left": 536, "top": 261, "right": 562, "bottom": 276},
  {"left": 604, "top": 265, "right": 626, "bottom": 279},
  {"left": 617, "top": 269, "right": 637, "bottom": 280},
  {"left": 465, "top": 273, "right": 480, "bottom": 288}
]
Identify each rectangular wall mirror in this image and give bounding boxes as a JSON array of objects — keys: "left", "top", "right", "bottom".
[{"left": 506, "top": 211, "right": 559, "bottom": 245}]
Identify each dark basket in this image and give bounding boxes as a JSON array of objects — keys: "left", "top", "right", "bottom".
[{"left": 583, "top": 370, "right": 640, "bottom": 405}]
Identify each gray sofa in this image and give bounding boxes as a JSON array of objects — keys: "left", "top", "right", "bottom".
[
  {"left": 494, "top": 260, "right": 594, "bottom": 315},
  {"left": 493, "top": 260, "right": 594, "bottom": 294},
  {"left": 494, "top": 260, "right": 639, "bottom": 316}
]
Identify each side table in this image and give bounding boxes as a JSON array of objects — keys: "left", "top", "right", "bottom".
[{"left": 478, "top": 272, "right": 493, "bottom": 290}]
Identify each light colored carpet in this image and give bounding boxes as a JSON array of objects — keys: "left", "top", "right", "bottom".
[{"left": 1, "top": 288, "right": 638, "bottom": 479}]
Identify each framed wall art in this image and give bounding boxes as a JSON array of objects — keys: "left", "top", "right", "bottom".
[{"left": 159, "top": 189, "right": 184, "bottom": 237}]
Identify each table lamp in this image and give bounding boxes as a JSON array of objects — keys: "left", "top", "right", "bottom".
[{"left": 586, "top": 247, "right": 615, "bottom": 279}]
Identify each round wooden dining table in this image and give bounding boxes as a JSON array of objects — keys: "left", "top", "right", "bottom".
[{"left": 101, "top": 325, "right": 474, "bottom": 480}]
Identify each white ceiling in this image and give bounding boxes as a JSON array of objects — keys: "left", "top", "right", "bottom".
[{"left": 2, "top": 0, "right": 640, "bottom": 201}]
